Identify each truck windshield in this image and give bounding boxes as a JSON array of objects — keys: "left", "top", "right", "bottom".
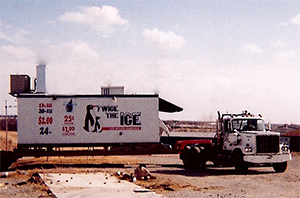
[{"left": 232, "top": 119, "right": 265, "bottom": 132}]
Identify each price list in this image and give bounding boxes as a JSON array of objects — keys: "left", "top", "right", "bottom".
[
  {"left": 62, "top": 115, "right": 76, "bottom": 136},
  {"left": 38, "top": 103, "right": 53, "bottom": 135}
]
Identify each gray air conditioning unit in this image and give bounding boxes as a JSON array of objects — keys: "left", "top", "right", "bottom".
[{"left": 10, "top": 75, "right": 31, "bottom": 95}]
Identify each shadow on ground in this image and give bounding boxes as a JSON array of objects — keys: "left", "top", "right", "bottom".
[
  {"left": 10, "top": 163, "right": 125, "bottom": 170},
  {"left": 152, "top": 164, "right": 275, "bottom": 177},
  {"left": 10, "top": 161, "right": 275, "bottom": 177}
]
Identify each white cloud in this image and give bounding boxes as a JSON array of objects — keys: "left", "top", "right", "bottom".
[
  {"left": 0, "top": 26, "right": 31, "bottom": 44},
  {"left": 32, "top": 40, "right": 107, "bottom": 94},
  {"left": 0, "top": 45, "right": 34, "bottom": 60},
  {"left": 242, "top": 43, "right": 263, "bottom": 54},
  {"left": 48, "top": 40, "right": 100, "bottom": 59},
  {"left": 142, "top": 28, "right": 186, "bottom": 50},
  {"left": 274, "top": 50, "right": 296, "bottom": 62},
  {"left": 46, "top": 20, "right": 56, "bottom": 25},
  {"left": 58, "top": 6, "right": 129, "bottom": 34},
  {"left": 0, "top": 32, "right": 12, "bottom": 42},
  {"left": 278, "top": 22, "right": 288, "bottom": 27},
  {"left": 279, "top": 14, "right": 300, "bottom": 27},
  {"left": 290, "top": 14, "right": 300, "bottom": 26},
  {"left": 273, "top": 40, "right": 285, "bottom": 47}
]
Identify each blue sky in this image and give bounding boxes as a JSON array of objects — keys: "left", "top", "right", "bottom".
[{"left": 0, "top": 0, "right": 299, "bottom": 124}]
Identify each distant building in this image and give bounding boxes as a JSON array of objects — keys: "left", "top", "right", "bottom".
[
  {"left": 282, "top": 128, "right": 300, "bottom": 152},
  {"left": 0, "top": 115, "right": 17, "bottom": 131}
]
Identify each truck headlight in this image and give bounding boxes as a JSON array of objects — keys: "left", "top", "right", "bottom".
[
  {"left": 281, "top": 146, "right": 289, "bottom": 152},
  {"left": 245, "top": 146, "right": 253, "bottom": 152},
  {"left": 280, "top": 143, "right": 289, "bottom": 152}
]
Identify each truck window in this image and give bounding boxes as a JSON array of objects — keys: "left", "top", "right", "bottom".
[
  {"left": 232, "top": 119, "right": 265, "bottom": 131},
  {"left": 232, "top": 119, "right": 242, "bottom": 131},
  {"left": 224, "top": 120, "right": 230, "bottom": 132},
  {"left": 256, "top": 119, "right": 265, "bottom": 131}
]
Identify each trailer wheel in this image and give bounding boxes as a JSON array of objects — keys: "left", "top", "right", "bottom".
[
  {"left": 272, "top": 162, "right": 287, "bottom": 173},
  {"left": 233, "top": 150, "right": 248, "bottom": 173}
]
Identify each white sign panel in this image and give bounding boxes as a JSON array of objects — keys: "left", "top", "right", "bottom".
[{"left": 18, "top": 95, "right": 159, "bottom": 146}]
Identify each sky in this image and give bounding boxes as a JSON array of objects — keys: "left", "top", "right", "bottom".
[{"left": 0, "top": 0, "right": 299, "bottom": 124}]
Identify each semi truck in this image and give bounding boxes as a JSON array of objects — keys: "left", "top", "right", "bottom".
[
  {"left": 1, "top": 66, "right": 291, "bottom": 172},
  {"left": 176, "top": 110, "right": 291, "bottom": 172}
]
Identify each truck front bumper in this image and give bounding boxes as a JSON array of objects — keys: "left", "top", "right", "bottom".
[{"left": 243, "top": 153, "right": 292, "bottom": 164}]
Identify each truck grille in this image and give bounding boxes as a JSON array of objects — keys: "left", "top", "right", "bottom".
[{"left": 256, "top": 135, "right": 279, "bottom": 153}]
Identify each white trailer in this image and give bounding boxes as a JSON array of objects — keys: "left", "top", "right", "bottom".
[{"left": 17, "top": 94, "right": 178, "bottom": 148}]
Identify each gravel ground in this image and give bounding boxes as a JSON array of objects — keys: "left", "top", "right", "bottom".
[
  {"left": 104, "top": 153, "right": 300, "bottom": 198},
  {"left": 0, "top": 152, "right": 299, "bottom": 198}
]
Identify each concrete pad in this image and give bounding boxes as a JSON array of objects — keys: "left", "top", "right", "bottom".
[{"left": 43, "top": 172, "right": 164, "bottom": 198}]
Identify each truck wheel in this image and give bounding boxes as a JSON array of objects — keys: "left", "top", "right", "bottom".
[
  {"left": 189, "top": 146, "right": 201, "bottom": 168},
  {"left": 181, "top": 146, "right": 201, "bottom": 168},
  {"left": 233, "top": 150, "right": 248, "bottom": 173},
  {"left": 198, "top": 148, "right": 208, "bottom": 169},
  {"left": 180, "top": 146, "right": 192, "bottom": 168},
  {"left": 272, "top": 162, "right": 287, "bottom": 173},
  {"left": 179, "top": 145, "right": 190, "bottom": 161}
]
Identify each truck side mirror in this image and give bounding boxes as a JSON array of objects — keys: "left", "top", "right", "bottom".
[{"left": 266, "top": 122, "right": 271, "bottom": 131}]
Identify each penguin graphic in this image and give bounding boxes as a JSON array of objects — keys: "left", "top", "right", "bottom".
[
  {"left": 83, "top": 105, "right": 102, "bottom": 133},
  {"left": 93, "top": 116, "right": 102, "bottom": 132},
  {"left": 83, "top": 105, "right": 94, "bottom": 132}
]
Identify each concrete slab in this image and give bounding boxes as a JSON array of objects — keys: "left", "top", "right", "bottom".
[{"left": 43, "top": 172, "right": 164, "bottom": 198}]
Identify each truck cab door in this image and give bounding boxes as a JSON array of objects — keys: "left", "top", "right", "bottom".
[
  {"left": 222, "top": 120, "right": 240, "bottom": 151},
  {"left": 223, "top": 130, "right": 241, "bottom": 151}
]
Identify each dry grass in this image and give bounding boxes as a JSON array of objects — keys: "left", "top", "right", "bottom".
[
  {"left": 0, "top": 130, "right": 144, "bottom": 170},
  {"left": 11, "top": 155, "right": 144, "bottom": 169},
  {"left": 0, "top": 130, "right": 17, "bottom": 151}
]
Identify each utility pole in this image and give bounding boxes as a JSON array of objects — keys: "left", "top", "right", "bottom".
[
  {"left": 5, "top": 100, "right": 17, "bottom": 151},
  {"left": 5, "top": 100, "right": 8, "bottom": 151}
]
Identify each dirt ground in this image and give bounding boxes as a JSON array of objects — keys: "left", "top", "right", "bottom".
[
  {"left": 0, "top": 153, "right": 298, "bottom": 197},
  {"left": 1, "top": 131, "right": 299, "bottom": 197}
]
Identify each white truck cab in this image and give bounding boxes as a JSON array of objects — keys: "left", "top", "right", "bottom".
[{"left": 219, "top": 111, "right": 291, "bottom": 172}]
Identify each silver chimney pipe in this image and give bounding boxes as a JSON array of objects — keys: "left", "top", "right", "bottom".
[{"left": 36, "top": 65, "right": 46, "bottom": 93}]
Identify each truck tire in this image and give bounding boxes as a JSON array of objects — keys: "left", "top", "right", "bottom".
[
  {"left": 180, "top": 146, "right": 192, "bottom": 168},
  {"left": 181, "top": 146, "right": 201, "bottom": 168},
  {"left": 233, "top": 150, "right": 248, "bottom": 173},
  {"left": 189, "top": 146, "right": 201, "bottom": 168},
  {"left": 198, "top": 148, "right": 208, "bottom": 168},
  {"left": 179, "top": 146, "right": 190, "bottom": 161},
  {"left": 272, "top": 162, "right": 287, "bottom": 173}
]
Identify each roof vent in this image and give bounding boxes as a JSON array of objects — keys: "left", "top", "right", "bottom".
[{"left": 101, "top": 86, "right": 124, "bottom": 95}]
